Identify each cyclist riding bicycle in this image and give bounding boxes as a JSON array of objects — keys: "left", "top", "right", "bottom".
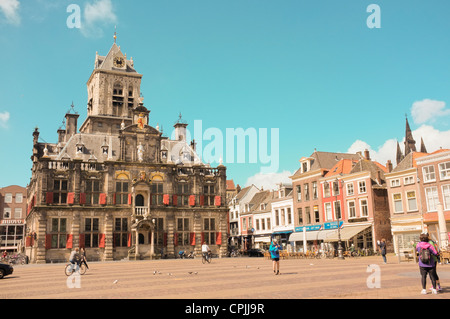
[
  {"left": 202, "top": 242, "right": 211, "bottom": 262},
  {"left": 68, "top": 248, "right": 81, "bottom": 272}
]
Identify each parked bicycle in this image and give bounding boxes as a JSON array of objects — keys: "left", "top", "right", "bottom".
[
  {"left": 4, "top": 254, "right": 27, "bottom": 265},
  {"left": 230, "top": 249, "right": 241, "bottom": 257}
]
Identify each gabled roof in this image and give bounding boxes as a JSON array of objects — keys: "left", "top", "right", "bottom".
[
  {"left": 324, "top": 159, "right": 358, "bottom": 178},
  {"left": 226, "top": 180, "right": 236, "bottom": 190},
  {"left": 95, "top": 43, "right": 139, "bottom": 74},
  {"left": 291, "top": 151, "right": 361, "bottom": 179},
  {"left": 392, "top": 151, "right": 428, "bottom": 172},
  {"left": 350, "top": 158, "right": 388, "bottom": 186}
]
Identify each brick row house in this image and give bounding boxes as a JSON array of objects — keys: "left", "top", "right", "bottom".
[
  {"left": 386, "top": 117, "right": 450, "bottom": 255},
  {"left": 25, "top": 41, "right": 227, "bottom": 263},
  {"left": 0, "top": 185, "right": 27, "bottom": 252}
]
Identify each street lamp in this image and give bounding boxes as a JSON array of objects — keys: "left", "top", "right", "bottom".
[{"left": 334, "top": 178, "right": 344, "bottom": 260}]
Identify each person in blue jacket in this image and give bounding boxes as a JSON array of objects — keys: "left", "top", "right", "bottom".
[{"left": 269, "top": 238, "right": 281, "bottom": 275}]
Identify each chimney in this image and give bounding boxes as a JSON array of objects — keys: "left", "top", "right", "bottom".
[
  {"left": 364, "top": 149, "right": 371, "bottom": 160},
  {"left": 65, "top": 113, "right": 80, "bottom": 137},
  {"left": 386, "top": 160, "right": 393, "bottom": 173}
]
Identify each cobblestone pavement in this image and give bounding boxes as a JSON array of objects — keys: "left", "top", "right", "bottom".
[{"left": 1, "top": 255, "right": 449, "bottom": 299}]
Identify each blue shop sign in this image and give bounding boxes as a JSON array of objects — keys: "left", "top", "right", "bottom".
[{"left": 295, "top": 221, "right": 343, "bottom": 232}]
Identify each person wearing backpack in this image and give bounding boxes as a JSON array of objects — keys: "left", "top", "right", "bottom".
[
  {"left": 428, "top": 238, "right": 442, "bottom": 291},
  {"left": 416, "top": 233, "right": 439, "bottom": 295}
]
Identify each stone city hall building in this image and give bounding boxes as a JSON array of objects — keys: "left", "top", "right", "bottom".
[{"left": 25, "top": 41, "right": 227, "bottom": 264}]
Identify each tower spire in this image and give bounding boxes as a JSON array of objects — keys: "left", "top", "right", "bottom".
[
  {"left": 404, "top": 115, "right": 416, "bottom": 155},
  {"left": 113, "top": 25, "right": 117, "bottom": 43}
]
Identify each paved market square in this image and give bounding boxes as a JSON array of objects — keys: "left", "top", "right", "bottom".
[{"left": 1, "top": 255, "right": 449, "bottom": 299}]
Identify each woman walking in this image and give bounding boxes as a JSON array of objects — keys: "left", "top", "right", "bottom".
[
  {"left": 378, "top": 239, "right": 387, "bottom": 264},
  {"left": 269, "top": 239, "right": 281, "bottom": 275},
  {"left": 416, "top": 233, "right": 439, "bottom": 294}
]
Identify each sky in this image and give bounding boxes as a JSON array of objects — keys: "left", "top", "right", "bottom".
[{"left": 1, "top": 0, "right": 450, "bottom": 190}]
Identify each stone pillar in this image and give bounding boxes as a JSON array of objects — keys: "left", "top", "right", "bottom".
[
  {"left": 104, "top": 213, "right": 114, "bottom": 261},
  {"left": 166, "top": 210, "right": 175, "bottom": 258},
  {"left": 36, "top": 211, "right": 47, "bottom": 264},
  {"left": 72, "top": 212, "right": 80, "bottom": 249}
]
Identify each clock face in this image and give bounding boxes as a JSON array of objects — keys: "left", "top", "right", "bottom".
[{"left": 113, "top": 56, "right": 125, "bottom": 68}]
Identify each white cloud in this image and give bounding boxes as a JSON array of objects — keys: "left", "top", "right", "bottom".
[
  {"left": 347, "top": 125, "right": 450, "bottom": 166},
  {"left": 347, "top": 138, "right": 397, "bottom": 166},
  {"left": 0, "top": 111, "right": 10, "bottom": 128},
  {"left": 245, "top": 170, "right": 292, "bottom": 191},
  {"left": 411, "top": 99, "right": 450, "bottom": 124},
  {"left": 80, "top": 0, "right": 117, "bottom": 38},
  {"left": 0, "top": 0, "right": 20, "bottom": 25}
]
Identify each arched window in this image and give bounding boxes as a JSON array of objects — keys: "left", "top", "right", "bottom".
[
  {"left": 135, "top": 194, "right": 144, "bottom": 206},
  {"left": 112, "top": 82, "right": 124, "bottom": 116}
]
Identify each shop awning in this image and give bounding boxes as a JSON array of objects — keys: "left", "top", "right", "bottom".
[
  {"left": 254, "top": 236, "right": 271, "bottom": 243},
  {"left": 323, "top": 224, "right": 371, "bottom": 242},
  {"left": 289, "top": 229, "right": 336, "bottom": 242}
]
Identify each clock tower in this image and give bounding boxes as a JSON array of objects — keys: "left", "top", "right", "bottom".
[{"left": 79, "top": 41, "right": 143, "bottom": 134}]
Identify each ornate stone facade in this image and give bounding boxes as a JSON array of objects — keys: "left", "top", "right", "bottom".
[{"left": 25, "top": 42, "right": 227, "bottom": 263}]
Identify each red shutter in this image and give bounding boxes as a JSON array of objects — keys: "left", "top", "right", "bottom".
[
  {"left": 128, "top": 193, "right": 132, "bottom": 205},
  {"left": 99, "top": 233, "right": 105, "bottom": 248},
  {"left": 46, "top": 192, "right": 53, "bottom": 204},
  {"left": 113, "top": 193, "right": 117, "bottom": 205},
  {"left": 189, "top": 195, "right": 196, "bottom": 207},
  {"left": 216, "top": 232, "right": 222, "bottom": 245},
  {"left": 79, "top": 234, "right": 85, "bottom": 249},
  {"left": 67, "top": 193, "right": 75, "bottom": 205},
  {"left": 163, "top": 194, "right": 170, "bottom": 205},
  {"left": 215, "top": 196, "right": 221, "bottom": 207},
  {"left": 172, "top": 195, "right": 178, "bottom": 206},
  {"left": 201, "top": 232, "right": 205, "bottom": 245},
  {"left": 99, "top": 193, "right": 107, "bottom": 205},
  {"left": 127, "top": 233, "right": 131, "bottom": 247},
  {"left": 45, "top": 234, "right": 52, "bottom": 249},
  {"left": 79, "top": 193, "right": 86, "bottom": 205},
  {"left": 190, "top": 232, "right": 196, "bottom": 246},
  {"left": 66, "top": 234, "right": 73, "bottom": 249},
  {"left": 25, "top": 236, "right": 32, "bottom": 247},
  {"left": 174, "top": 233, "right": 178, "bottom": 246},
  {"left": 200, "top": 195, "right": 205, "bottom": 206}
]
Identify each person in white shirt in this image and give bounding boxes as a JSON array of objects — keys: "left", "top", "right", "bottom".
[{"left": 202, "top": 242, "right": 211, "bottom": 260}]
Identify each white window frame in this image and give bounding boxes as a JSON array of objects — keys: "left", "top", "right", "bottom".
[
  {"left": 406, "top": 191, "right": 418, "bottom": 212},
  {"left": 14, "top": 208, "right": 22, "bottom": 219},
  {"left": 425, "top": 186, "right": 439, "bottom": 212},
  {"left": 390, "top": 179, "right": 400, "bottom": 187},
  {"left": 423, "top": 165, "right": 436, "bottom": 183},
  {"left": 4, "top": 193, "right": 12, "bottom": 203},
  {"left": 404, "top": 176, "right": 414, "bottom": 185},
  {"left": 442, "top": 184, "right": 450, "bottom": 211},
  {"left": 393, "top": 193, "right": 403, "bottom": 213},
  {"left": 3, "top": 208, "right": 11, "bottom": 219},
  {"left": 360, "top": 199, "right": 369, "bottom": 217},
  {"left": 439, "top": 162, "right": 450, "bottom": 180},
  {"left": 346, "top": 183, "right": 354, "bottom": 196},
  {"left": 358, "top": 181, "right": 367, "bottom": 194},
  {"left": 15, "top": 193, "right": 23, "bottom": 203},
  {"left": 325, "top": 202, "right": 332, "bottom": 221},
  {"left": 348, "top": 200, "right": 356, "bottom": 219}
]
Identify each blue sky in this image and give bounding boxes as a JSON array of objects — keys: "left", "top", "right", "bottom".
[{"left": 1, "top": 0, "right": 450, "bottom": 189}]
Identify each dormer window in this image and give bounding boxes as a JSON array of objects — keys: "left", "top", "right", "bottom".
[
  {"left": 76, "top": 136, "right": 84, "bottom": 155},
  {"left": 101, "top": 137, "right": 109, "bottom": 155}
]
